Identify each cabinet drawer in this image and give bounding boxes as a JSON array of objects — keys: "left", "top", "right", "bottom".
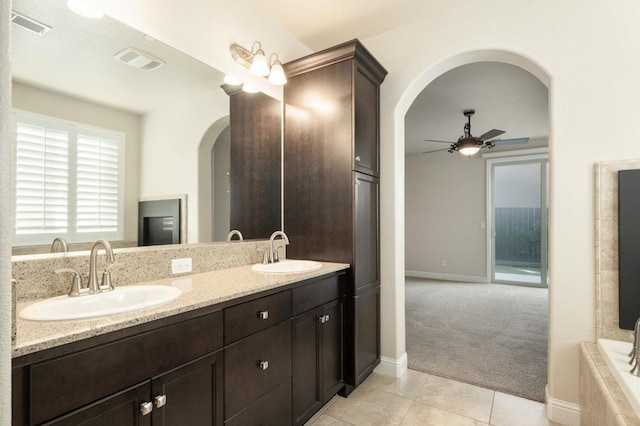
[
  {"left": 224, "top": 290, "right": 291, "bottom": 344},
  {"left": 30, "top": 310, "right": 223, "bottom": 425},
  {"left": 291, "top": 274, "right": 344, "bottom": 316},
  {"left": 225, "top": 379, "right": 291, "bottom": 426},
  {"left": 224, "top": 319, "right": 292, "bottom": 419}
]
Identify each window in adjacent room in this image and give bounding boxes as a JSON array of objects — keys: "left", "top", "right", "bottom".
[{"left": 12, "top": 111, "right": 124, "bottom": 246}]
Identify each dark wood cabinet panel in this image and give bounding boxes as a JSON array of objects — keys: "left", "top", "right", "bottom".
[
  {"left": 354, "top": 173, "right": 380, "bottom": 295},
  {"left": 292, "top": 307, "right": 323, "bottom": 426},
  {"left": 291, "top": 274, "right": 344, "bottom": 316},
  {"left": 43, "top": 382, "right": 151, "bottom": 426},
  {"left": 224, "top": 379, "right": 291, "bottom": 426},
  {"left": 151, "top": 351, "right": 223, "bottom": 426},
  {"left": 30, "top": 311, "right": 222, "bottom": 425},
  {"left": 224, "top": 319, "right": 292, "bottom": 419},
  {"left": 344, "top": 286, "right": 380, "bottom": 387},
  {"left": 354, "top": 67, "right": 380, "bottom": 176},
  {"left": 292, "top": 298, "right": 344, "bottom": 426},
  {"left": 224, "top": 290, "right": 291, "bottom": 345},
  {"left": 226, "top": 88, "right": 282, "bottom": 239}
]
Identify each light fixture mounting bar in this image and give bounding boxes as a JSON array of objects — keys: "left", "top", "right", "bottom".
[{"left": 230, "top": 43, "right": 253, "bottom": 69}]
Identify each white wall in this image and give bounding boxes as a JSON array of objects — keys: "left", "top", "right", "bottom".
[
  {"left": 405, "top": 152, "right": 486, "bottom": 278},
  {"left": 362, "top": 0, "right": 640, "bottom": 413},
  {"left": 140, "top": 89, "right": 229, "bottom": 243},
  {"left": 11, "top": 82, "right": 141, "bottom": 243},
  {"left": 212, "top": 127, "right": 230, "bottom": 241}
]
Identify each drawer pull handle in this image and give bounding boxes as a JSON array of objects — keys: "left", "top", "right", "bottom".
[
  {"left": 259, "top": 360, "right": 269, "bottom": 370},
  {"left": 140, "top": 401, "right": 153, "bottom": 416},
  {"left": 154, "top": 394, "right": 167, "bottom": 408},
  {"left": 258, "top": 311, "right": 269, "bottom": 320}
]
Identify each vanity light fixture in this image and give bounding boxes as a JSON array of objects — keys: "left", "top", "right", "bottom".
[
  {"left": 224, "top": 75, "right": 243, "bottom": 86},
  {"left": 66, "top": 0, "right": 104, "bottom": 19},
  {"left": 242, "top": 83, "right": 260, "bottom": 93},
  {"left": 267, "top": 53, "right": 287, "bottom": 85},
  {"left": 229, "top": 41, "right": 287, "bottom": 86}
]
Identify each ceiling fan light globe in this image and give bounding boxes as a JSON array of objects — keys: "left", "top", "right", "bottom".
[{"left": 458, "top": 146, "right": 480, "bottom": 156}]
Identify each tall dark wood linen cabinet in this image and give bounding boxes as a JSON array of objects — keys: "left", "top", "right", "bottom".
[{"left": 283, "top": 40, "right": 387, "bottom": 400}]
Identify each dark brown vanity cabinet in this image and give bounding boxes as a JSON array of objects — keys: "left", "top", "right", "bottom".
[
  {"left": 14, "top": 310, "right": 224, "bottom": 426},
  {"left": 291, "top": 275, "right": 345, "bottom": 426},
  {"left": 283, "top": 39, "right": 386, "bottom": 393},
  {"left": 223, "top": 291, "right": 293, "bottom": 425}
]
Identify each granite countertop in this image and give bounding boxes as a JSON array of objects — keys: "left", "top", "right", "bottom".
[{"left": 13, "top": 261, "right": 349, "bottom": 359}]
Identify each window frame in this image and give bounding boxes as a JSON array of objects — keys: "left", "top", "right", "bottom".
[{"left": 12, "top": 110, "right": 126, "bottom": 247}]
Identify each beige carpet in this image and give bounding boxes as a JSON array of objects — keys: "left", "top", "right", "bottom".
[{"left": 405, "top": 277, "right": 548, "bottom": 402}]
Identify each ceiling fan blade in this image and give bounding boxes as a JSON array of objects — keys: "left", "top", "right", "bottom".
[
  {"left": 423, "top": 138, "right": 455, "bottom": 144},
  {"left": 421, "top": 148, "right": 451, "bottom": 155},
  {"left": 490, "top": 137, "right": 530, "bottom": 145},
  {"left": 479, "top": 129, "right": 505, "bottom": 141}
]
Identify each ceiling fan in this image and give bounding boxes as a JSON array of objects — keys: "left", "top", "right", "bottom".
[{"left": 423, "top": 109, "right": 529, "bottom": 156}]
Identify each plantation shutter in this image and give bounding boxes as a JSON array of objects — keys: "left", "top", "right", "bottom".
[
  {"left": 14, "top": 122, "right": 69, "bottom": 237},
  {"left": 76, "top": 131, "right": 120, "bottom": 234},
  {"left": 12, "top": 112, "right": 124, "bottom": 246}
]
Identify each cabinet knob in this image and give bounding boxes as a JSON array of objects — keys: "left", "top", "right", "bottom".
[
  {"left": 325, "top": 314, "right": 330, "bottom": 322},
  {"left": 355, "top": 155, "right": 361, "bottom": 162},
  {"left": 154, "top": 394, "right": 167, "bottom": 408},
  {"left": 140, "top": 401, "right": 153, "bottom": 416},
  {"left": 318, "top": 316, "right": 325, "bottom": 324},
  {"left": 258, "top": 310, "right": 269, "bottom": 320},
  {"left": 259, "top": 360, "right": 269, "bottom": 370}
]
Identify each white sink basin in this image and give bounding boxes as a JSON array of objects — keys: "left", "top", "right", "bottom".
[
  {"left": 19, "top": 285, "right": 182, "bottom": 321},
  {"left": 251, "top": 259, "right": 322, "bottom": 274}
]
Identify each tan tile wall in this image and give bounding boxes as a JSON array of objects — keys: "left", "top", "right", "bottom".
[{"left": 594, "top": 159, "right": 640, "bottom": 342}]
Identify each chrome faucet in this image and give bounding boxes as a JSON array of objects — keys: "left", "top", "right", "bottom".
[
  {"left": 87, "top": 239, "right": 115, "bottom": 294},
  {"left": 268, "top": 231, "right": 289, "bottom": 263},
  {"left": 227, "top": 229, "right": 244, "bottom": 241},
  {"left": 50, "top": 236, "right": 69, "bottom": 253}
]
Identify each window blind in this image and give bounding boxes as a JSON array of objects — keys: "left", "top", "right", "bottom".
[
  {"left": 13, "top": 112, "right": 124, "bottom": 246},
  {"left": 14, "top": 122, "right": 69, "bottom": 236}
]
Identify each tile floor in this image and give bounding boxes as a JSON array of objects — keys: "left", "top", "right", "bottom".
[{"left": 304, "top": 369, "right": 551, "bottom": 426}]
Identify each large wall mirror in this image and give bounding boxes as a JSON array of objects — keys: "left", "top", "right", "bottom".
[{"left": 10, "top": 0, "right": 282, "bottom": 256}]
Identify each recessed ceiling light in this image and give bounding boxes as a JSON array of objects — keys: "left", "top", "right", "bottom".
[{"left": 66, "top": 0, "right": 104, "bottom": 19}]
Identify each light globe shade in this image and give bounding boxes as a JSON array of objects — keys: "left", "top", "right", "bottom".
[
  {"left": 458, "top": 146, "right": 480, "bottom": 156},
  {"left": 67, "top": 0, "right": 104, "bottom": 19},
  {"left": 268, "top": 62, "right": 287, "bottom": 85},
  {"left": 250, "top": 52, "right": 270, "bottom": 76},
  {"left": 224, "top": 75, "right": 242, "bottom": 85},
  {"left": 242, "top": 83, "right": 259, "bottom": 93}
]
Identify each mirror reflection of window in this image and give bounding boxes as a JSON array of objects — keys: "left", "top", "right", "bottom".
[{"left": 12, "top": 111, "right": 124, "bottom": 246}]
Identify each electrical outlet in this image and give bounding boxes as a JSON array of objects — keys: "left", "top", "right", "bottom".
[
  {"left": 171, "top": 258, "right": 192, "bottom": 274},
  {"left": 441, "top": 259, "right": 446, "bottom": 267}
]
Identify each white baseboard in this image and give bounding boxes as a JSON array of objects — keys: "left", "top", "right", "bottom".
[
  {"left": 374, "top": 352, "right": 407, "bottom": 378},
  {"left": 405, "top": 270, "right": 487, "bottom": 284},
  {"left": 546, "top": 386, "right": 580, "bottom": 426}
]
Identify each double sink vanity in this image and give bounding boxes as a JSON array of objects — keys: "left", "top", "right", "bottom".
[{"left": 12, "top": 250, "right": 349, "bottom": 425}]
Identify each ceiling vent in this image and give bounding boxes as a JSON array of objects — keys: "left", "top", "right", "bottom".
[
  {"left": 11, "top": 11, "right": 51, "bottom": 35},
  {"left": 113, "top": 47, "right": 165, "bottom": 72}
]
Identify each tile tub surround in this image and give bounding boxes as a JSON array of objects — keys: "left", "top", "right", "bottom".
[
  {"left": 579, "top": 342, "right": 640, "bottom": 426},
  {"left": 594, "top": 159, "right": 640, "bottom": 342},
  {"left": 12, "top": 261, "right": 349, "bottom": 358},
  {"left": 11, "top": 239, "right": 287, "bottom": 301}
]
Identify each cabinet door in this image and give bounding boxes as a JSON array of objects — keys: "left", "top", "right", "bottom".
[
  {"left": 292, "top": 307, "right": 323, "bottom": 426},
  {"left": 354, "top": 172, "right": 380, "bottom": 295},
  {"left": 354, "top": 66, "right": 380, "bottom": 176},
  {"left": 354, "top": 287, "right": 380, "bottom": 386},
  {"left": 322, "top": 298, "right": 344, "bottom": 402},
  {"left": 151, "top": 351, "right": 223, "bottom": 426},
  {"left": 43, "top": 382, "right": 151, "bottom": 426}
]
